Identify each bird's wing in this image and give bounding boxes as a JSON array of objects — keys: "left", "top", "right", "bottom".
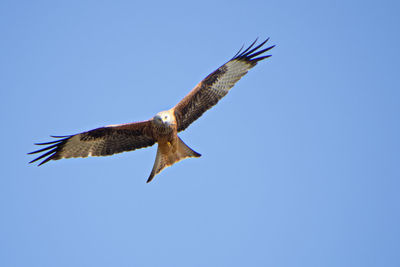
[
  {"left": 29, "top": 120, "right": 155, "bottom": 166},
  {"left": 173, "top": 38, "right": 274, "bottom": 132}
]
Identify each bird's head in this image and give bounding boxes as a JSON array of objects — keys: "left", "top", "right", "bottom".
[{"left": 153, "top": 110, "right": 175, "bottom": 127}]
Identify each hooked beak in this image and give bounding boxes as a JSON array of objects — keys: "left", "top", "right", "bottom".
[
  {"left": 155, "top": 115, "right": 162, "bottom": 122},
  {"left": 154, "top": 114, "right": 170, "bottom": 125}
]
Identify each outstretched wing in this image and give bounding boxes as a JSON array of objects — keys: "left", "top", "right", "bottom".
[
  {"left": 29, "top": 120, "right": 155, "bottom": 166},
  {"left": 173, "top": 38, "right": 275, "bottom": 132}
]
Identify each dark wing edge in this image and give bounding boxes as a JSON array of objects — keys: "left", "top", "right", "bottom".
[
  {"left": 28, "top": 121, "right": 156, "bottom": 166},
  {"left": 28, "top": 135, "right": 73, "bottom": 166},
  {"left": 173, "top": 38, "right": 275, "bottom": 132},
  {"left": 229, "top": 37, "right": 275, "bottom": 64}
]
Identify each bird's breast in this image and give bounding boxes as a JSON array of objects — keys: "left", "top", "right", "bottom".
[{"left": 151, "top": 121, "right": 176, "bottom": 141}]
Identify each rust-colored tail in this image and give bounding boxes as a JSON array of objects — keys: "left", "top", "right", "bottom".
[{"left": 146, "top": 137, "right": 201, "bottom": 183}]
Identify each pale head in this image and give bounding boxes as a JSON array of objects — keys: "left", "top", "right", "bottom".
[{"left": 153, "top": 110, "right": 175, "bottom": 127}]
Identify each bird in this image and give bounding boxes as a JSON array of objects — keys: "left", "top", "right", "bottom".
[{"left": 29, "top": 38, "right": 275, "bottom": 183}]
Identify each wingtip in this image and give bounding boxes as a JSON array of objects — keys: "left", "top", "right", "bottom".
[
  {"left": 28, "top": 157, "right": 46, "bottom": 166},
  {"left": 232, "top": 37, "right": 275, "bottom": 62},
  {"left": 146, "top": 173, "right": 154, "bottom": 183},
  {"left": 50, "top": 135, "right": 71, "bottom": 138}
]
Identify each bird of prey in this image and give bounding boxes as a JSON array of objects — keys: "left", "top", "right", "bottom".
[{"left": 29, "top": 38, "right": 275, "bottom": 183}]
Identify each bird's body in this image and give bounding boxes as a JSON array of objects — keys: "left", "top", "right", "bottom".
[
  {"left": 29, "top": 38, "right": 275, "bottom": 183},
  {"left": 148, "top": 109, "right": 201, "bottom": 182}
]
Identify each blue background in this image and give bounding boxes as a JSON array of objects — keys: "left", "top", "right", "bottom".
[{"left": 1, "top": 1, "right": 399, "bottom": 266}]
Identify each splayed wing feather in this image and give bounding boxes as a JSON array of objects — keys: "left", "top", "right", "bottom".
[
  {"left": 173, "top": 38, "right": 275, "bottom": 132},
  {"left": 29, "top": 120, "right": 155, "bottom": 166}
]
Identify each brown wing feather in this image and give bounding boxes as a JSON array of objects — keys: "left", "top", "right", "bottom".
[
  {"left": 28, "top": 120, "right": 155, "bottom": 166},
  {"left": 173, "top": 38, "right": 275, "bottom": 132}
]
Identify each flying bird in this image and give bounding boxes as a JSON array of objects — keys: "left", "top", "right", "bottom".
[{"left": 29, "top": 38, "right": 275, "bottom": 183}]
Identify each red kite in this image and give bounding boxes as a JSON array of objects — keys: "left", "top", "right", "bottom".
[{"left": 29, "top": 38, "right": 275, "bottom": 183}]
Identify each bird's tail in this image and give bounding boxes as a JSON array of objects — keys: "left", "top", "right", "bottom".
[{"left": 147, "top": 137, "right": 201, "bottom": 183}]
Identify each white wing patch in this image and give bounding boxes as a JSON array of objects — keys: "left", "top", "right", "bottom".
[
  {"left": 60, "top": 134, "right": 104, "bottom": 159},
  {"left": 211, "top": 60, "right": 253, "bottom": 96}
]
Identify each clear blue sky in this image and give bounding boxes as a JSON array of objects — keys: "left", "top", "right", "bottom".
[{"left": 1, "top": 0, "right": 399, "bottom": 266}]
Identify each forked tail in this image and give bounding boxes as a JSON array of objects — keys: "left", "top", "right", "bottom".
[{"left": 147, "top": 137, "right": 201, "bottom": 183}]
